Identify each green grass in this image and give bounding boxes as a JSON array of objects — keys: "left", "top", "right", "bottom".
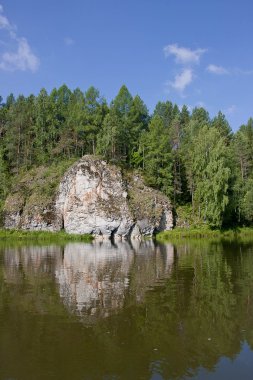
[
  {"left": 0, "top": 229, "right": 93, "bottom": 242},
  {"left": 156, "top": 226, "right": 253, "bottom": 241}
]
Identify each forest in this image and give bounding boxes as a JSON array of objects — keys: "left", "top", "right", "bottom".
[{"left": 0, "top": 84, "right": 252, "bottom": 228}]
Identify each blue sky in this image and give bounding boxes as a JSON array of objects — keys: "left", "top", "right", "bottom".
[{"left": 0, "top": 0, "right": 253, "bottom": 130}]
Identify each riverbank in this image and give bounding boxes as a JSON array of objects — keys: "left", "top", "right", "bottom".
[
  {"left": 0, "top": 229, "right": 93, "bottom": 242},
  {"left": 2, "top": 226, "right": 253, "bottom": 244},
  {"left": 156, "top": 226, "right": 253, "bottom": 241}
]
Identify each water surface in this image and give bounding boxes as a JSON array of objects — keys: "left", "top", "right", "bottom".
[{"left": 1, "top": 239, "right": 253, "bottom": 379}]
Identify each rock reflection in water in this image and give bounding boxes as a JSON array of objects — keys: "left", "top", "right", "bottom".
[
  {"left": 2, "top": 240, "right": 174, "bottom": 320},
  {"left": 55, "top": 241, "right": 134, "bottom": 319},
  {"left": 55, "top": 240, "right": 174, "bottom": 320}
]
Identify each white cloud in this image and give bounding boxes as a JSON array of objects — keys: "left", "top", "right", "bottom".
[
  {"left": 163, "top": 43, "right": 206, "bottom": 64},
  {"left": 207, "top": 64, "right": 229, "bottom": 75},
  {"left": 0, "top": 37, "right": 39, "bottom": 72},
  {"left": 206, "top": 65, "right": 253, "bottom": 76},
  {"left": 0, "top": 4, "right": 39, "bottom": 72},
  {"left": 0, "top": 12, "right": 10, "bottom": 30},
  {"left": 169, "top": 68, "right": 193, "bottom": 92},
  {"left": 64, "top": 37, "right": 75, "bottom": 46},
  {"left": 0, "top": 4, "right": 13, "bottom": 33}
]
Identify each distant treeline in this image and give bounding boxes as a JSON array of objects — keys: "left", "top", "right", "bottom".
[{"left": 0, "top": 84, "right": 252, "bottom": 227}]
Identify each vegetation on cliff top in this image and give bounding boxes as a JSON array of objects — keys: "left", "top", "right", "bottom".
[{"left": 0, "top": 84, "right": 253, "bottom": 229}]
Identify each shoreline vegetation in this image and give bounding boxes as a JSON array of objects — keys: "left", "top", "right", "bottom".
[
  {"left": 1, "top": 226, "right": 253, "bottom": 244},
  {"left": 156, "top": 226, "right": 253, "bottom": 241},
  {"left": 0, "top": 229, "right": 93, "bottom": 242}
]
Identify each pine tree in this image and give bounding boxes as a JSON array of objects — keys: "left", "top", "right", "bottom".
[
  {"left": 212, "top": 111, "right": 232, "bottom": 143},
  {"left": 96, "top": 109, "right": 124, "bottom": 162},
  {"left": 82, "top": 87, "right": 108, "bottom": 155},
  {"left": 141, "top": 115, "right": 173, "bottom": 197},
  {"left": 127, "top": 95, "right": 149, "bottom": 165}
]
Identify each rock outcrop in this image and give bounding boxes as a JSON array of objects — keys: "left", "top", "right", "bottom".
[{"left": 4, "top": 156, "right": 173, "bottom": 239}]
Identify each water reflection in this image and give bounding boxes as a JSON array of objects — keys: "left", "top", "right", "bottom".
[
  {"left": 2, "top": 240, "right": 175, "bottom": 320},
  {"left": 3, "top": 244, "right": 62, "bottom": 276},
  {"left": 55, "top": 242, "right": 135, "bottom": 319},
  {"left": 1, "top": 239, "right": 253, "bottom": 380}
]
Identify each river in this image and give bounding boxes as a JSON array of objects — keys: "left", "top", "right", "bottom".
[{"left": 0, "top": 239, "right": 253, "bottom": 379}]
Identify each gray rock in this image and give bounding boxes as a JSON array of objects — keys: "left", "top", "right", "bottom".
[{"left": 4, "top": 156, "right": 173, "bottom": 239}]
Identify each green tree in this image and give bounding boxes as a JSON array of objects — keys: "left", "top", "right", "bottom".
[
  {"left": 5, "top": 95, "right": 35, "bottom": 171},
  {"left": 82, "top": 87, "right": 108, "bottom": 155},
  {"left": 153, "top": 101, "right": 174, "bottom": 129},
  {"left": 241, "top": 179, "right": 253, "bottom": 222},
  {"left": 34, "top": 89, "right": 59, "bottom": 164},
  {"left": 128, "top": 95, "right": 149, "bottom": 165},
  {"left": 190, "top": 126, "right": 231, "bottom": 226},
  {"left": 231, "top": 119, "right": 253, "bottom": 223},
  {"left": 112, "top": 85, "right": 133, "bottom": 116},
  {"left": 96, "top": 109, "right": 124, "bottom": 162},
  {"left": 0, "top": 147, "right": 8, "bottom": 201},
  {"left": 97, "top": 85, "right": 134, "bottom": 164},
  {"left": 212, "top": 111, "right": 232, "bottom": 143},
  {"left": 141, "top": 115, "right": 173, "bottom": 196}
]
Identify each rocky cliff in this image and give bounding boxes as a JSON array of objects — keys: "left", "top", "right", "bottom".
[{"left": 4, "top": 156, "right": 173, "bottom": 239}]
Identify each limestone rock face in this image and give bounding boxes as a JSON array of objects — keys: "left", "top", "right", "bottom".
[
  {"left": 55, "top": 157, "right": 134, "bottom": 238},
  {"left": 4, "top": 156, "right": 173, "bottom": 239}
]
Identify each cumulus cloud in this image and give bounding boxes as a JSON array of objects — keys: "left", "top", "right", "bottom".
[
  {"left": 207, "top": 64, "right": 229, "bottom": 75},
  {"left": 163, "top": 43, "right": 206, "bottom": 64},
  {"left": 163, "top": 43, "right": 206, "bottom": 94},
  {"left": 0, "top": 4, "right": 39, "bottom": 72},
  {"left": 169, "top": 68, "right": 193, "bottom": 92}
]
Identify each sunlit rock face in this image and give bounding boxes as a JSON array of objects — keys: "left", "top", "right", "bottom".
[
  {"left": 55, "top": 157, "right": 134, "bottom": 239},
  {"left": 4, "top": 155, "right": 173, "bottom": 238},
  {"left": 55, "top": 156, "right": 173, "bottom": 239}
]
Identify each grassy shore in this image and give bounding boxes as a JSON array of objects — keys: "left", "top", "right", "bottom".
[
  {"left": 156, "top": 226, "right": 253, "bottom": 241},
  {"left": 0, "top": 229, "right": 93, "bottom": 242}
]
